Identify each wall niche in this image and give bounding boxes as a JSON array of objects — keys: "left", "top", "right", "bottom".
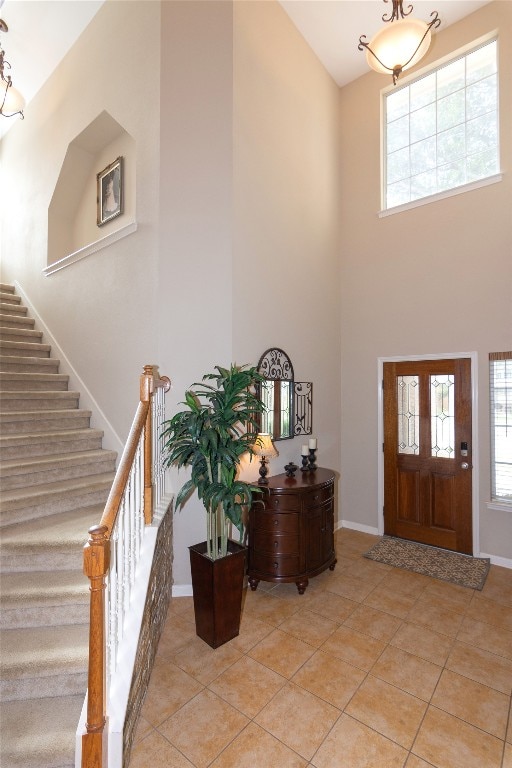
[{"left": 47, "top": 111, "right": 136, "bottom": 273}]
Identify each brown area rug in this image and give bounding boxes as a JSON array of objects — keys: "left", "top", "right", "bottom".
[{"left": 363, "top": 536, "right": 490, "bottom": 590}]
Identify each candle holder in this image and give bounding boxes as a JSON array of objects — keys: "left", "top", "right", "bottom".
[
  {"left": 284, "top": 462, "right": 298, "bottom": 478},
  {"left": 308, "top": 448, "right": 317, "bottom": 471},
  {"left": 300, "top": 454, "right": 309, "bottom": 472}
]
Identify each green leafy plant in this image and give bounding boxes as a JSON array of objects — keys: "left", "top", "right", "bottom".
[{"left": 161, "top": 364, "right": 265, "bottom": 560}]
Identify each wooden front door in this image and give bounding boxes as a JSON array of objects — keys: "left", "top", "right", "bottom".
[{"left": 383, "top": 358, "right": 473, "bottom": 554}]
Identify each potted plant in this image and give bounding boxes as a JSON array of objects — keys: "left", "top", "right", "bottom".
[{"left": 161, "top": 364, "right": 265, "bottom": 648}]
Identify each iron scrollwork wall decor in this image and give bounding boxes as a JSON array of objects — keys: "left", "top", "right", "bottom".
[
  {"left": 294, "top": 382, "right": 313, "bottom": 436},
  {"left": 257, "top": 348, "right": 312, "bottom": 441}
]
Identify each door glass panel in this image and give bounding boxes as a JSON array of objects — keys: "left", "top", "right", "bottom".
[
  {"left": 397, "top": 376, "right": 419, "bottom": 455},
  {"left": 431, "top": 374, "right": 455, "bottom": 457}
]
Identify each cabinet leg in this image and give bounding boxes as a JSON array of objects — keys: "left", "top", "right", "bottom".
[
  {"left": 296, "top": 579, "right": 309, "bottom": 594},
  {"left": 329, "top": 559, "right": 337, "bottom": 571},
  {"left": 248, "top": 577, "right": 260, "bottom": 591}
]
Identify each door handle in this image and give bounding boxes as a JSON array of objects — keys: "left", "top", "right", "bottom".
[{"left": 461, "top": 462, "right": 470, "bottom": 470}]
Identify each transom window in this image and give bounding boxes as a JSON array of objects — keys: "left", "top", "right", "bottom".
[{"left": 384, "top": 38, "right": 499, "bottom": 210}]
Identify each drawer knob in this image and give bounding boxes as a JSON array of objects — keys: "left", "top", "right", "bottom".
[
  {"left": 274, "top": 541, "right": 278, "bottom": 548},
  {"left": 274, "top": 562, "right": 278, "bottom": 569},
  {"left": 274, "top": 519, "right": 278, "bottom": 525}
]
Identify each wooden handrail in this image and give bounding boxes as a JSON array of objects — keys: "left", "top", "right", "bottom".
[
  {"left": 82, "top": 365, "right": 170, "bottom": 768},
  {"left": 99, "top": 401, "right": 150, "bottom": 536}
]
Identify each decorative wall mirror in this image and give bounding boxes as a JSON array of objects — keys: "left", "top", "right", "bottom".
[{"left": 257, "top": 348, "right": 313, "bottom": 441}]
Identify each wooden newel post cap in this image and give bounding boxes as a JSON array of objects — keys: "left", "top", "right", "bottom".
[{"left": 84, "top": 525, "right": 110, "bottom": 578}]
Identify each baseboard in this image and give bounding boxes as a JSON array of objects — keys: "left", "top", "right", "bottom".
[
  {"left": 15, "top": 281, "right": 124, "bottom": 455},
  {"left": 172, "top": 584, "right": 193, "bottom": 597},
  {"left": 337, "top": 520, "right": 380, "bottom": 536},
  {"left": 480, "top": 552, "right": 512, "bottom": 569}
]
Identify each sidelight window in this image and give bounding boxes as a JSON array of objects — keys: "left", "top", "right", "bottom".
[{"left": 490, "top": 353, "right": 512, "bottom": 504}]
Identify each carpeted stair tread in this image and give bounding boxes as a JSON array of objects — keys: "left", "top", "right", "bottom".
[
  {"left": 0, "top": 428, "right": 104, "bottom": 459},
  {"left": 0, "top": 339, "right": 51, "bottom": 357},
  {"left": 0, "top": 302, "right": 27, "bottom": 315},
  {"left": 1, "top": 623, "right": 89, "bottom": 680},
  {"left": 0, "top": 473, "right": 114, "bottom": 525},
  {"left": 0, "top": 371, "right": 70, "bottom": 390},
  {"left": 0, "top": 290, "right": 20, "bottom": 304},
  {"left": 0, "top": 506, "right": 102, "bottom": 551},
  {"left": 0, "top": 448, "right": 117, "bottom": 489},
  {"left": 0, "top": 314, "right": 35, "bottom": 329},
  {"left": 0, "top": 694, "right": 84, "bottom": 768},
  {"left": 1, "top": 390, "right": 80, "bottom": 411},
  {"left": 0, "top": 355, "right": 60, "bottom": 373},
  {"left": 0, "top": 570, "right": 89, "bottom": 608},
  {"left": 1, "top": 447, "right": 116, "bottom": 474},
  {"left": 0, "top": 326, "right": 43, "bottom": 341},
  {"left": 0, "top": 571, "right": 90, "bottom": 628},
  {"left": 0, "top": 410, "right": 93, "bottom": 436},
  {"left": 1, "top": 472, "right": 114, "bottom": 506}
]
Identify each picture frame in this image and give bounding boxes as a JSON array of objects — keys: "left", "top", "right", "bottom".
[{"left": 97, "top": 156, "right": 123, "bottom": 226}]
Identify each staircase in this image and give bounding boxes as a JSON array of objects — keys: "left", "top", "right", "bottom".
[{"left": 0, "top": 284, "right": 117, "bottom": 768}]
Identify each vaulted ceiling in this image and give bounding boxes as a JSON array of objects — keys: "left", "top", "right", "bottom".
[{"left": 0, "top": 0, "right": 492, "bottom": 139}]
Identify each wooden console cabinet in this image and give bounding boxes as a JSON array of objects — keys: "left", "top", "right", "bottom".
[{"left": 247, "top": 468, "right": 336, "bottom": 594}]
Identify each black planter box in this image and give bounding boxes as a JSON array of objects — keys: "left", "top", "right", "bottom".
[{"left": 189, "top": 539, "right": 246, "bottom": 649}]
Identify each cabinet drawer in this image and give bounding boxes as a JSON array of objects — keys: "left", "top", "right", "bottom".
[
  {"left": 263, "top": 494, "right": 299, "bottom": 512},
  {"left": 253, "top": 510, "right": 299, "bottom": 533},
  {"left": 304, "top": 484, "right": 332, "bottom": 507},
  {"left": 251, "top": 551, "right": 301, "bottom": 577},
  {"left": 252, "top": 529, "right": 299, "bottom": 555}
]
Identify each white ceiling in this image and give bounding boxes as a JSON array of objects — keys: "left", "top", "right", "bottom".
[
  {"left": 280, "top": 0, "right": 492, "bottom": 86},
  {"left": 0, "top": 0, "right": 492, "bottom": 138}
]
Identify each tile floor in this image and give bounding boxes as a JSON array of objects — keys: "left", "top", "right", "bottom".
[{"left": 129, "top": 529, "right": 512, "bottom": 768}]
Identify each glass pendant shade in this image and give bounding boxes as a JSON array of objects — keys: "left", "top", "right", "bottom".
[
  {"left": 366, "top": 18, "right": 431, "bottom": 75},
  {"left": 1, "top": 82, "right": 25, "bottom": 116}
]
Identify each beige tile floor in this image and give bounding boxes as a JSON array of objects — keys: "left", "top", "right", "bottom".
[{"left": 129, "top": 529, "right": 512, "bottom": 768}]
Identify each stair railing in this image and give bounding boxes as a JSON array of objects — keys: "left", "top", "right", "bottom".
[{"left": 81, "top": 365, "right": 170, "bottom": 768}]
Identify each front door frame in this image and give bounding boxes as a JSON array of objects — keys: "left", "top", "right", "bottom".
[{"left": 377, "top": 352, "right": 480, "bottom": 556}]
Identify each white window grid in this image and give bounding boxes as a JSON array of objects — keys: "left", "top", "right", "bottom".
[{"left": 383, "top": 38, "right": 499, "bottom": 210}]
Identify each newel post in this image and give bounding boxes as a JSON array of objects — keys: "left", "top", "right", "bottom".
[
  {"left": 141, "top": 365, "right": 155, "bottom": 525},
  {"left": 82, "top": 525, "right": 110, "bottom": 768}
]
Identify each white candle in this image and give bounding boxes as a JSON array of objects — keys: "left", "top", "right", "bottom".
[
  {"left": 309, "top": 438, "right": 317, "bottom": 450},
  {"left": 301, "top": 445, "right": 309, "bottom": 456}
]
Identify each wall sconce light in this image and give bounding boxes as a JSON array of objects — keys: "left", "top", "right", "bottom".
[
  {"left": 0, "top": 19, "right": 25, "bottom": 119},
  {"left": 253, "top": 433, "right": 279, "bottom": 485},
  {"left": 358, "top": 0, "right": 441, "bottom": 85}
]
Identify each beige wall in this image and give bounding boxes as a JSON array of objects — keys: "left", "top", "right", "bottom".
[
  {"left": 157, "top": 0, "right": 341, "bottom": 584},
  {"left": 338, "top": 1, "right": 512, "bottom": 559},
  {"left": 0, "top": 0, "right": 161, "bottom": 444},
  {"left": 157, "top": 0, "right": 236, "bottom": 583},
  {"left": 232, "top": 0, "right": 341, "bottom": 482}
]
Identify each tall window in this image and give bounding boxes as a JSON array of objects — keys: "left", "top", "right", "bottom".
[
  {"left": 384, "top": 38, "right": 499, "bottom": 210},
  {"left": 490, "top": 352, "right": 512, "bottom": 504}
]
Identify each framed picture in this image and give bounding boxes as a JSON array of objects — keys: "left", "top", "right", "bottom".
[{"left": 97, "top": 156, "right": 123, "bottom": 226}]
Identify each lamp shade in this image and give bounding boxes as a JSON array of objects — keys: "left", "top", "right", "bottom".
[
  {"left": 1, "top": 82, "right": 25, "bottom": 116},
  {"left": 253, "top": 433, "right": 278, "bottom": 459},
  {"left": 366, "top": 17, "right": 432, "bottom": 76}
]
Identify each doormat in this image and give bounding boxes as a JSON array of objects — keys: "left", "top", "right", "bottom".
[{"left": 363, "top": 536, "right": 490, "bottom": 590}]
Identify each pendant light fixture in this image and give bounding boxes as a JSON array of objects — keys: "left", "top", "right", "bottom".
[
  {"left": 0, "top": 18, "right": 25, "bottom": 119},
  {"left": 358, "top": 0, "right": 441, "bottom": 85}
]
